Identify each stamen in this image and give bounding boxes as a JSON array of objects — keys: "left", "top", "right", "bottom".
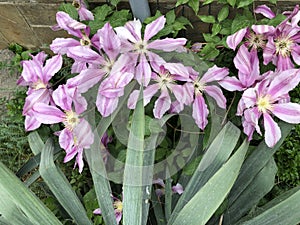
[
  {"left": 275, "top": 37, "right": 293, "bottom": 57},
  {"left": 32, "top": 80, "right": 47, "bottom": 90},
  {"left": 63, "top": 110, "right": 80, "bottom": 131},
  {"left": 257, "top": 95, "right": 273, "bottom": 113},
  {"left": 134, "top": 40, "right": 148, "bottom": 54},
  {"left": 72, "top": 1, "right": 80, "bottom": 9},
  {"left": 194, "top": 80, "right": 206, "bottom": 95}
]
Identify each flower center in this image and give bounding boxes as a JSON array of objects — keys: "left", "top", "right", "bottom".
[
  {"left": 194, "top": 80, "right": 206, "bottom": 95},
  {"left": 32, "top": 79, "right": 47, "bottom": 90},
  {"left": 80, "top": 33, "right": 91, "bottom": 47},
  {"left": 114, "top": 200, "right": 123, "bottom": 213},
  {"left": 248, "top": 33, "right": 265, "bottom": 49},
  {"left": 134, "top": 40, "right": 148, "bottom": 54},
  {"left": 257, "top": 95, "right": 273, "bottom": 113},
  {"left": 103, "top": 58, "right": 114, "bottom": 74},
  {"left": 72, "top": 0, "right": 80, "bottom": 9},
  {"left": 157, "top": 71, "right": 173, "bottom": 89},
  {"left": 64, "top": 110, "right": 80, "bottom": 131},
  {"left": 275, "top": 37, "right": 293, "bottom": 57}
]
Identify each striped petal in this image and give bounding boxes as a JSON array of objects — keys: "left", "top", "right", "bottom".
[
  {"left": 272, "top": 103, "right": 300, "bottom": 123},
  {"left": 263, "top": 113, "right": 281, "bottom": 148}
]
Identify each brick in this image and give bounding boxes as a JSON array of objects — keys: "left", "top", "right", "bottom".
[
  {"left": 17, "top": 3, "right": 61, "bottom": 26},
  {"left": 0, "top": 4, "right": 41, "bottom": 49}
]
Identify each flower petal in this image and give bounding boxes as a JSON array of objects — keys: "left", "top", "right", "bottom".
[
  {"left": 226, "top": 28, "right": 248, "bottom": 50},
  {"left": 67, "top": 46, "right": 105, "bottom": 64},
  {"left": 42, "top": 54, "right": 63, "bottom": 83},
  {"left": 153, "top": 91, "right": 171, "bottom": 119},
  {"left": 144, "top": 16, "right": 166, "bottom": 41},
  {"left": 254, "top": 5, "right": 275, "bottom": 19},
  {"left": 33, "top": 103, "right": 64, "bottom": 124},
  {"left": 272, "top": 103, "right": 300, "bottom": 123},
  {"left": 219, "top": 76, "right": 244, "bottom": 91},
  {"left": 192, "top": 94, "right": 209, "bottom": 130},
  {"left": 50, "top": 38, "right": 79, "bottom": 54},
  {"left": 204, "top": 85, "right": 226, "bottom": 109},
  {"left": 96, "top": 95, "right": 119, "bottom": 117},
  {"left": 147, "top": 38, "right": 187, "bottom": 52},
  {"left": 135, "top": 53, "right": 151, "bottom": 86},
  {"left": 263, "top": 113, "right": 281, "bottom": 148},
  {"left": 201, "top": 65, "right": 229, "bottom": 83}
]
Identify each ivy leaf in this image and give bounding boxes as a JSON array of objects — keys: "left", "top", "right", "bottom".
[
  {"left": 237, "top": 0, "right": 254, "bottom": 8},
  {"left": 109, "top": 0, "right": 120, "bottom": 7},
  {"left": 58, "top": 3, "right": 78, "bottom": 20},
  {"left": 188, "top": 0, "right": 200, "bottom": 14},
  {"left": 202, "top": 0, "right": 214, "bottom": 5},
  {"left": 93, "top": 5, "right": 113, "bottom": 21},
  {"left": 175, "top": 0, "right": 189, "bottom": 7},
  {"left": 218, "top": 6, "right": 229, "bottom": 22},
  {"left": 227, "top": 0, "right": 236, "bottom": 7},
  {"left": 199, "top": 15, "right": 216, "bottom": 23},
  {"left": 166, "top": 10, "right": 176, "bottom": 25},
  {"left": 201, "top": 43, "right": 220, "bottom": 60},
  {"left": 212, "top": 23, "right": 222, "bottom": 36}
]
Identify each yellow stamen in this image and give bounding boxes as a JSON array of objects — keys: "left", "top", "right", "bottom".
[
  {"left": 194, "top": 80, "right": 206, "bottom": 95},
  {"left": 114, "top": 200, "right": 123, "bottom": 212},
  {"left": 275, "top": 37, "right": 293, "bottom": 57},
  {"left": 32, "top": 80, "right": 47, "bottom": 90},
  {"left": 64, "top": 110, "right": 80, "bottom": 131},
  {"left": 257, "top": 95, "right": 273, "bottom": 113}
]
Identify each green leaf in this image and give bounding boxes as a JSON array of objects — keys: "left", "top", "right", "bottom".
[
  {"left": 175, "top": 0, "right": 189, "bottom": 7},
  {"left": 268, "top": 0, "right": 277, "bottom": 4},
  {"left": 166, "top": 10, "right": 176, "bottom": 25},
  {"left": 171, "top": 140, "right": 249, "bottom": 225},
  {"left": 237, "top": 0, "right": 254, "bottom": 8},
  {"left": 0, "top": 161, "right": 62, "bottom": 225},
  {"left": 93, "top": 4, "right": 113, "bottom": 21},
  {"left": 203, "top": 33, "right": 221, "bottom": 43},
  {"left": 218, "top": 6, "right": 229, "bottom": 22},
  {"left": 202, "top": 0, "right": 214, "bottom": 5},
  {"left": 241, "top": 187, "right": 300, "bottom": 225},
  {"left": 227, "top": 0, "right": 236, "bottom": 7},
  {"left": 39, "top": 139, "right": 92, "bottom": 225},
  {"left": 28, "top": 131, "right": 44, "bottom": 155},
  {"left": 58, "top": 3, "right": 78, "bottom": 20},
  {"left": 109, "top": 9, "right": 131, "bottom": 27},
  {"left": 222, "top": 158, "right": 277, "bottom": 224},
  {"left": 199, "top": 15, "right": 216, "bottom": 23},
  {"left": 212, "top": 23, "right": 222, "bottom": 36},
  {"left": 169, "top": 122, "right": 241, "bottom": 224},
  {"left": 188, "top": 0, "right": 200, "bottom": 14},
  {"left": 123, "top": 87, "right": 146, "bottom": 225},
  {"left": 110, "top": 0, "right": 120, "bottom": 7},
  {"left": 200, "top": 43, "right": 220, "bottom": 60}
]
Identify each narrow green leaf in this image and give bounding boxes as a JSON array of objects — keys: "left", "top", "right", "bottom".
[
  {"left": 199, "top": 15, "right": 216, "bottom": 23},
  {"left": 241, "top": 188, "right": 300, "bottom": 225},
  {"left": 28, "top": 131, "right": 44, "bottom": 155},
  {"left": 123, "top": 87, "right": 145, "bottom": 225},
  {"left": 0, "top": 161, "right": 62, "bottom": 225},
  {"left": 171, "top": 140, "right": 249, "bottom": 225},
  {"left": 218, "top": 6, "right": 229, "bottom": 22},
  {"left": 223, "top": 158, "right": 277, "bottom": 224},
  {"left": 226, "top": 122, "right": 294, "bottom": 208},
  {"left": 84, "top": 82, "right": 137, "bottom": 225},
  {"left": 169, "top": 122, "right": 241, "bottom": 224},
  {"left": 39, "top": 139, "right": 92, "bottom": 225}
]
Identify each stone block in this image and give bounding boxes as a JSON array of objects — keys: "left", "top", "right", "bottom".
[
  {"left": 0, "top": 4, "right": 41, "bottom": 48},
  {"left": 17, "top": 3, "right": 61, "bottom": 26}
]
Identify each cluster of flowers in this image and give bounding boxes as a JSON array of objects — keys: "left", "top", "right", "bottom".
[
  {"left": 17, "top": 3, "right": 300, "bottom": 171},
  {"left": 221, "top": 5, "right": 300, "bottom": 148}
]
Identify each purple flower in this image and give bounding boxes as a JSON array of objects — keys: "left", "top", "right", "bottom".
[
  {"left": 184, "top": 66, "right": 229, "bottom": 130},
  {"left": 114, "top": 16, "right": 187, "bottom": 86},
  {"left": 220, "top": 45, "right": 261, "bottom": 91},
  {"left": 32, "top": 85, "right": 93, "bottom": 173},
  {"left": 254, "top": 5, "right": 276, "bottom": 19},
  {"left": 93, "top": 195, "right": 123, "bottom": 224},
  {"left": 72, "top": 0, "right": 94, "bottom": 21},
  {"left": 153, "top": 178, "right": 184, "bottom": 197},
  {"left": 17, "top": 52, "right": 63, "bottom": 131},
  {"left": 127, "top": 62, "right": 190, "bottom": 118},
  {"left": 238, "top": 69, "right": 300, "bottom": 147}
]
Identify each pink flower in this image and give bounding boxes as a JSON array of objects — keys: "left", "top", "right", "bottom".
[
  {"left": 153, "top": 178, "right": 184, "bottom": 197},
  {"left": 17, "top": 52, "right": 63, "bottom": 131},
  {"left": 32, "top": 85, "right": 93, "bottom": 173},
  {"left": 127, "top": 62, "right": 190, "bottom": 118},
  {"left": 238, "top": 69, "right": 300, "bottom": 147},
  {"left": 93, "top": 195, "right": 123, "bottom": 224},
  {"left": 219, "top": 45, "right": 262, "bottom": 91},
  {"left": 184, "top": 66, "right": 229, "bottom": 130},
  {"left": 72, "top": 0, "right": 94, "bottom": 21},
  {"left": 115, "top": 16, "right": 187, "bottom": 86}
]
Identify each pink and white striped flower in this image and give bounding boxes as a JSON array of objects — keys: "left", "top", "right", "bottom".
[
  {"left": 114, "top": 16, "right": 187, "bottom": 86},
  {"left": 72, "top": 0, "right": 94, "bottom": 21},
  {"left": 32, "top": 85, "right": 94, "bottom": 173},
  {"left": 237, "top": 69, "right": 300, "bottom": 147}
]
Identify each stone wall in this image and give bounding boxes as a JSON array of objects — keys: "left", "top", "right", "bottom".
[{"left": 0, "top": 0, "right": 299, "bottom": 50}]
